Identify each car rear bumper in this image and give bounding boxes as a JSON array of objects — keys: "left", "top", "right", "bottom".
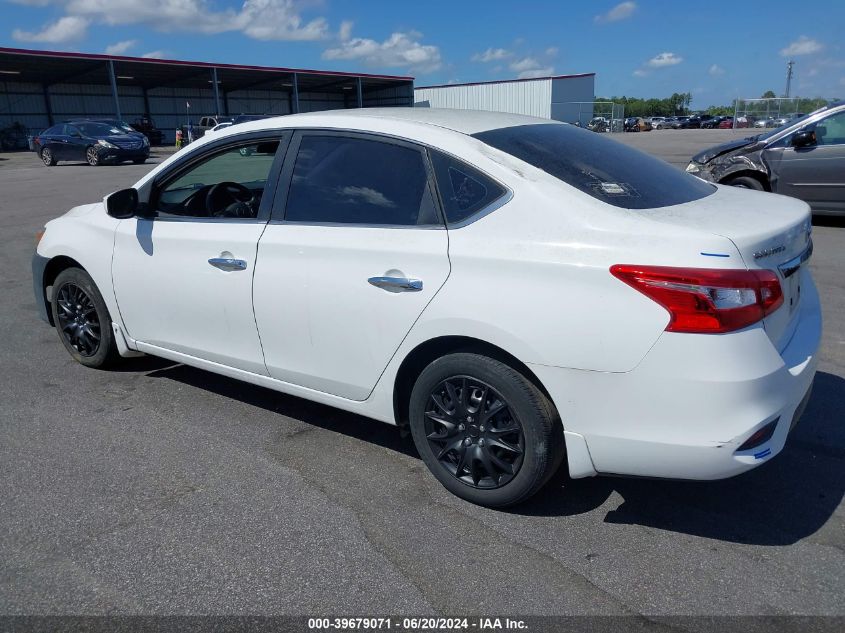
[{"left": 530, "top": 274, "right": 822, "bottom": 480}]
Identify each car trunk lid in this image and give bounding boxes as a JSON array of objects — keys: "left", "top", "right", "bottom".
[{"left": 635, "top": 185, "right": 813, "bottom": 349}]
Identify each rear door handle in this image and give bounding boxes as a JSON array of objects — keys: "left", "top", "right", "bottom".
[
  {"left": 208, "top": 257, "right": 247, "bottom": 272},
  {"left": 368, "top": 276, "right": 423, "bottom": 292}
]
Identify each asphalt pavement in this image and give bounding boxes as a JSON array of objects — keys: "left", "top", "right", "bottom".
[{"left": 0, "top": 134, "right": 843, "bottom": 619}]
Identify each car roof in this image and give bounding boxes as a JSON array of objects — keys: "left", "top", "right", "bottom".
[{"left": 261, "top": 107, "right": 555, "bottom": 135}]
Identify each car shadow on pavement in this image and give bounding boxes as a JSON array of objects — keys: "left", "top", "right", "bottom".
[
  {"left": 146, "top": 362, "right": 843, "bottom": 546},
  {"left": 520, "top": 370, "right": 845, "bottom": 545},
  {"left": 145, "top": 362, "right": 420, "bottom": 459}
]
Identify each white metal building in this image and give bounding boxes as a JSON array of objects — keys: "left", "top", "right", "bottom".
[{"left": 414, "top": 74, "right": 595, "bottom": 123}]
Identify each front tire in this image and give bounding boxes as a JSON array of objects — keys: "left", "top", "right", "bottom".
[
  {"left": 725, "top": 175, "right": 765, "bottom": 190},
  {"left": 40, "top": 148, "right": 56, "bottom": 166},
  {"left": 86, "top": 146, "right": 100, "bottom": 166},
  {"left": 132, "top": 158, "right": 146, "bottom": 164},
  {"left": 409, "top": 353, "right": 564, "bottom": 508},
  {"left": 50, "top": 268, "right": 119, "bottom": 368}
]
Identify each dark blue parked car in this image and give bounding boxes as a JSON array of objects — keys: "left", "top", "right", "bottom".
[{"left": 34, "top": 121, "right": 150, "bottom": 167}]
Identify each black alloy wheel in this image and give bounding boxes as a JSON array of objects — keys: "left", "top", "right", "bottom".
[
  {"left": 55, "top": 282, "right": 100, "bottom": 357},
  {"left": 409, "top": 353, "right": 565, "bottom": 507},
  {"left": 86, "top": 146, "right": 99, "bottom": 166},
  {"left": 424, "top": 376, "right": 525, "bottom": 489},
  {"left": 50, "top": 268, "right": 119, "bottom": 368},
  {"left": 41, "top": 148, "right": 56, "bottom": 166}
]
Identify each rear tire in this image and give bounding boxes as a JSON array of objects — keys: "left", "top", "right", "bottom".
[
  {"left": 86, "top": 146, "right": 100, "bottom": 166},
  {"left": 133, "top": 158, "right": 146, "bottom": 164},
  {"left": 40, "top": 148, "right": 56, "bottom": 166},
  {"left": 50, "top": 268, "right": 119, "bottom": 369},
  {"left": 409, "top": 353, "right": 564, "bottom": 508},
  {"left": 725, "top": 175, "right": 765, "bottom": 190}
]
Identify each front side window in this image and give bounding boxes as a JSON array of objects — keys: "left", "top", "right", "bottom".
[
  {"left": 156, "top": 140, "right": 280, "bottom": 219},
  {"left": 814, "top": 111, "right": 845, "bottom": 146},
  {"left": 284, "top": 135, "right": 439, "bottom": 226},
  {"left": 429, "top": 150, "right": 506, "bottom": 225},
  {"left": 473, "top": 123, "right": 715, "bottom": 210}
]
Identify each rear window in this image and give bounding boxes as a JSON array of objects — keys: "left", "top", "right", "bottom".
[{"left": 473, "top": 124, "right": 715, "bottom": 210}]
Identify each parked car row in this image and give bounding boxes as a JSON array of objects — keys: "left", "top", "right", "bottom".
[{"left": 645, "top": 112, "right": 808, "bottom": 130}]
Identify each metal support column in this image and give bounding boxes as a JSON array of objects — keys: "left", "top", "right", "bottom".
[
  {"left": 212, "top": 67, "right": 221, "bottom": 117},
  {"left": 107, "top": 60, "right": 122, "bottom": 120},
  {"left": 356, "top": 77, "right": 363, "bottom": 108},
  {"left": 142, "top": 87, "right": 151, "bottom": 117},
  {"left": 292, "top": 72, "right": 300, "bottom": 114},
  {"left": 42, "top": 84, "right": 54, "bottom": 126}
]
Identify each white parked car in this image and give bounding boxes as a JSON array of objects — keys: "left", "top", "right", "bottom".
[{"left": 32, "top": 109, "right": 820, "bottom": 507}]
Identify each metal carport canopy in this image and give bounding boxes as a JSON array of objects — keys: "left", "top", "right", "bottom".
[{"left": 0, "top": 46, "right": 414, "bottom": 117}]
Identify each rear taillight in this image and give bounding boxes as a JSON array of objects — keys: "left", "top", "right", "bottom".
[{"left": 610, "top": 265, "right": 783, "bottom": 334}]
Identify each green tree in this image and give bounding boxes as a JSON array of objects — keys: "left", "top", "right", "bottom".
[{"left": 761, "top": 90, "right": 777, "bottom": 99}]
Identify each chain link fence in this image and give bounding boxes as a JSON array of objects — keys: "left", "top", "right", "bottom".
[
  {"left": 560, "top": 101, "right": 625, "bottom": 133},
  {"left": 733, "top": 97, "right": 801, "bottom": 129}
]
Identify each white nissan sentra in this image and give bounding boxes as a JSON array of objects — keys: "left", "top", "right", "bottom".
[{"left": 32, "top": 108, "right": 820, "bottom": 507}]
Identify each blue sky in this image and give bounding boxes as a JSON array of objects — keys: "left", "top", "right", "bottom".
[{"left": 3, "top": 0, "right": 844, "bottom": 108}]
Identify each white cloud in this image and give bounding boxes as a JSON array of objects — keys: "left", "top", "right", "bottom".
[
  {"left": 105, "top": 39, "right": 137, "bottom": 55},
  {"left": 509, "top": 56, "right": 539, "bottom": 72},
  {"left": 141, "top": 50, "right": 167, "bottom": 59},
  {"left": 708, "top": 64, "right": 725, "bottom": 76},
  {"left": 338, "top": 20, "right": 353, "bottom": 42},
  {"left": 471, "top": 47, "right": 511, "bottom": 63},
  {"left": 508, "top": 56, "right": 554, "bottom": 79},
  {"left": 54, "top": 0, "right": 329, "bottom": 40},
  {"left": 595, "top": 1, "right": 636, "bottom": 23},
  {"left": 647, "top": 52, "right": 683, "bottom": 67},
  {"left": 780, "top": 36, "right": 823, "bottom": 57},
  {"left": 8, "top": 0, "right": 54, "bottom": 5},
  {"left": 322, "top": 31, "right": 442, "bottom": 73},
  {"left": 517, "top": 67, "right": 554, "bottom": 80},
  {"left": 12, "top": 16, "right": 89, "bottom": 43},
  {"left": 632, "top": 68, "right": 648, "bottom": 77},
  {"left": 545, "top": 46, "right": 559, "bottom": 57}
]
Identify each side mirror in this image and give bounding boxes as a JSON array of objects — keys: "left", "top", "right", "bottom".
[
  {"left": 106, "top": 188, "right": 139, "bottom": 219},
  {"left": 791, "top": 129, "right": 816, "bottom": 148}
]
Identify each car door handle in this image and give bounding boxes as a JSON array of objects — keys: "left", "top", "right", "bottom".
[
  {"left": 208, "top": 257, "right": 247, "bottom": 271},
  {"left": 367, "top": 276, "right": 423, "bottom": 292}
]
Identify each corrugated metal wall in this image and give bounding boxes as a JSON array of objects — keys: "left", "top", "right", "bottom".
[
  {"left": 0, "top": 81, "right": 49, "bottom": 131},
  {"left": 413, "top": 75, "right": 596, "bottom": 122},
  {"left": 550, "top": 75, "right": 596, "bottom": 123},
  {"left": 414, "top": 79, "right": 553, "bottom": 119}
]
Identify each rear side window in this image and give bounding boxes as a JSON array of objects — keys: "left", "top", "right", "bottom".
[
  {"left": 473, "top": 123, "right": 715, "bottom": 209},
  {"left": 429, "top": 150, "right": 506, "bottom": 225},
  {"left": 284, "top": 135, "right": 439, "bottom": 226}
]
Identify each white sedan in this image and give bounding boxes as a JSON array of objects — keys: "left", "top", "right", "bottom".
[{"left": 32, "top": 108, "right": 820, "bottom": 507}]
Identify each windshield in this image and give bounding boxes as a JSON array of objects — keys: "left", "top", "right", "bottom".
[
  {"left": 473, "top": 123, "right": 715, "bottom": 209},
  {"left": 76, "top": 123, "right": 123, "bottom": 136}
]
